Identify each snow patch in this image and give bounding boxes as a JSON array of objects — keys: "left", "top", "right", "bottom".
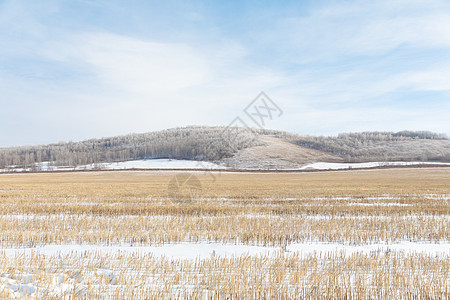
[
  {"left": 300, "top": 161, "right": 450, "bottom": 170},
  {"left": 0, "top": 159, "right": 226, "bottom": 172},
  {"left": 1, "top": 241, "right": 448, "bottom": 259}
]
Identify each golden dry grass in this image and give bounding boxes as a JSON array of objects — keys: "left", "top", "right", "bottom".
[
  {"left": 0, "top": 169, "right": 448, "bottom": 247},
  {"left": 0, "top": 168, "right": 449, "bottom": 298},
  {"left": 1, "top": 251, "right": 448, "bottom": 299}
]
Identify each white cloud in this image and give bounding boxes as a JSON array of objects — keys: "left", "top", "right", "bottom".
[
  {"left": 82, "top": 34, "right": 210, "bottom": 93},
  {"left": 278, "top": 0, "right": 450, "bottom": 61},
  {"left": 398, "top": 68, "right": 450, "bottom": 92},
  {"left": 258, "top": 0, "right": 450, "bottom": 114},
  {"left": 43, "top": 32, "right": 211, "bottom": 94},
  {"left": 0, "top": 29, "right": 288, "bottom": 145},
  {"left": 1, "top": 0, "right": 450, "bottom": 146}
]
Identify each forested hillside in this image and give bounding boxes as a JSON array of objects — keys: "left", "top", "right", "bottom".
[
  {"left": 0, "top": 127, "right": 449, "bottom": 170},
  {"left": 292, "top": 131, "right": 450, "bottom": 162},
  {"left": 0, "top": 126, "right": 261, "bottom": 169}
]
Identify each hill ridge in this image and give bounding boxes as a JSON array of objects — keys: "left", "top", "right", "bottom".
[{"left": 0, "top": 126, "right": 449, "bottom": 170}]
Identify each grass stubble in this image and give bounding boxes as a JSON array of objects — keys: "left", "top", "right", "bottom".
[{"left": 0, "top": 168, "right": 449, "bottom": 298}]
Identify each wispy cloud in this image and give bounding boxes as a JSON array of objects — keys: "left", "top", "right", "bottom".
[
  {"left": 0, "top": 0, "right": 449, "bottom": 146},
  {"left": 56, "top": 33, "right": 210, "bottom": 93},
  {"left": 275, "top": 0, "right": 450, "bottom": 60},
  {"left": 259, "top": 0, "right": 450, "bottom": 126}
]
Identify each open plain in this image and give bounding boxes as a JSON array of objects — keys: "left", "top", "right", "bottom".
[{"left": 0, "top": 168, "right": 449, "bottom": 298}]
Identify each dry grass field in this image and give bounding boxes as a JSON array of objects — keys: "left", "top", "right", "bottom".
[{"left": 0, "top": 168, "right": 449, "bottom": 298}]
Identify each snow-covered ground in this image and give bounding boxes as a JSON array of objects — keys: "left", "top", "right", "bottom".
[
  {"left": 2, "top": 241, "right": 449, "bottom": 259},
  {"left": 299, "top": 161, "right": 450, "bottom": 170},
  {"left": 1, "top": 159, "right": 450, "bottom": 173},
  {"left": 2, "top": 242, "right": 448, "bottom": 299},
  {"left": 0, "top": 159, "right": 226, "bottom": 172},
  {"left": 78, "top": 159, "right": 226, "bottom": 170}
]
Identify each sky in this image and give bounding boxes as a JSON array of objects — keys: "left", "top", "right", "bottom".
[{"left": 1, "top": 0, "right": 449, "bottom": 147}]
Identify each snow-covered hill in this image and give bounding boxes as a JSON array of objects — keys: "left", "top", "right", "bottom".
[{"left": 1, "top": 127, "right": 449, "bottom": 172}]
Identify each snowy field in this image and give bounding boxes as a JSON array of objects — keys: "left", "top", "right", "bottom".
[
  {"left": 1, "top": 242, "right": 448, "bottom": 298},
  {"left": 0, "top": 169, "right": 448, "bottom": 298},
  {"left": 0, "top": 159, "right": 226, "bottom": 172},
  {"left": 2, "top": 159, "right": 450, "bottom": 173},
  {"left": 299, "top": 161, "right": 450, "bottom": 170},
  {"left": 2, "top": 241, "right": 449, "bottom": 259}
]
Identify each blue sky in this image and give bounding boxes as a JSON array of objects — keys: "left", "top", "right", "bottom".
[{"left": 1, "top": 0, "right": 449, "bottom": 147}]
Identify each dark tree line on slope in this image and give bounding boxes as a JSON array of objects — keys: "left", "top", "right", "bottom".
[
  {"left": 0, "top": 127, "right": 262, "bottom": 169},
  {"left": 291, "top": 131, "right": 450, "bottom": 162}
]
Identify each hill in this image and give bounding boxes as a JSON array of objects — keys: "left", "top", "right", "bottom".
[{"left": 0, "top": 127, "right": 449, "bottom": 171}]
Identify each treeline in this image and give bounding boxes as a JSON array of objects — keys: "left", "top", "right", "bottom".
[
  {"left": 1, "top": 127, "right": 448, "bottom": 170},
  {"left": 292, "top": 131, "right": 450, "bottom": 162},
  {"left": 392, "top": 130, "right": 447, "bottom": 139},
  {"left": 0, "top": 126, "right": 262, "bottom": 170}
]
